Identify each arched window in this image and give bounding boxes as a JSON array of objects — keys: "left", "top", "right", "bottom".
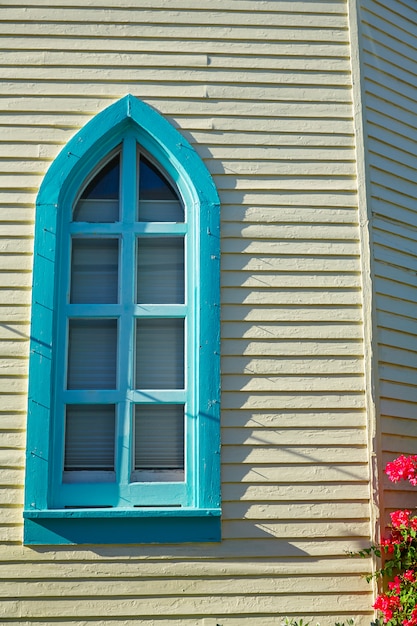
[{"left": 24, "top": 96, "right": 221, "bottom": 545}]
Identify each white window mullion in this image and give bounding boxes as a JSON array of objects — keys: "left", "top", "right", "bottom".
[{"left": 116, "top": 135, "right": 138, "bottom": 489}]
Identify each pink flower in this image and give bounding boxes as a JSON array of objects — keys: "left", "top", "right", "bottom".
[
  {"left": 388, "top": 576, "right": 401, "bottom": 593},
  {"left": 373, "top": 594, "right": 388, "bottom": 611},
  {"left": 404, "top": 569, "right": 415, "bottom": 582},
  {"left": 374, "top": 593, "right": 402, "bottom": 622},
  {"left": 386, "top": 455, "right": 417, "bottom": 485},
  {"left": 391, "top": 509, "right": 412, "bottom": 528},
  {"left": 381, "top": 537, "right": 396, "bottom": 554}
]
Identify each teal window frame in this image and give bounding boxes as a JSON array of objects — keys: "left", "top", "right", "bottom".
[{"left": 24, "top": 95, "right": 221, "bottom": 545}]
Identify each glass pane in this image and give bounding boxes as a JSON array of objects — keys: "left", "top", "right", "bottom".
[
  {"left": 65, "top": 405, "right": 115, "bottom": 471},
  {"left": 73, "top": 154, "right": 120, "bottom": 222},
  {"left": 136, "top": 318, "right": 184, "bottom": 389},
  {"left": 67, "top": 319, "right": 117, "bottom": 389},
  {"left": 134, "top": 405, "right": 184, "bottom": 470},
  {"left": 138, "top": 155, "right": 183, "bottom": 222},
  {"left": 71, "top": 239, "right": 119, "bottom": 304},
  {"left": 137, "top": 237, "right": 184, "bottom": 304}
]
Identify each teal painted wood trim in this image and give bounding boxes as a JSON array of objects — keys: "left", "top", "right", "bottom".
[
  {"left": 68, "top": 222, "right": 187, "bottom": 235},
  {"left": 23, "top": 509, "right": 221, "bottom": 545},
  {"left": 26, "top": 205, "right": 58, "bottom": 511},
  {"left": 36, "top": 94, "right": 219, "bottom": 212},
  {"left": 25, "top": 95, "right": 221, "bottom": 542}
]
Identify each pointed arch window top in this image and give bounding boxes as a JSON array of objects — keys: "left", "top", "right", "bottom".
[
  {"left": 38, "top": 94, "right": 219, "bottom": 214},
  {"left": 73, "top": 146, "right": 184, "bottom": 224}
]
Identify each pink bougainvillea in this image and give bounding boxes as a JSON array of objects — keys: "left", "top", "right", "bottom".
[
  {"left": 390, "top": 510, "right": 412, "bottom": 529},
  {"left": 385, "top": 455, "right": 417, "bottom": 486},
  {"left": 356, "top": 455, "right": 417, "bottom": 626}
]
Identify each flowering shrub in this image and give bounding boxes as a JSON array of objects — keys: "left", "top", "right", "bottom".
[{"left": 357, "top": 455, "right": 417, "bottom": 626}]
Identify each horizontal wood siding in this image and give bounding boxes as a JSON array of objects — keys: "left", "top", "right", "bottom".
[
  {"left": 360, "top": 0, "right": 417, "bottom": 523},
  {"left": 0, "top": 0, "right": 372, "bottom": 624}
]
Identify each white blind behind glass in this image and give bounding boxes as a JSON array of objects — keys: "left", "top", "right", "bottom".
[
  {"left": 139, "top": 200, "right": 183, "bottom": 222},
  {"left": 64, "top": 405, "right": 115, "bottom": 471},
  {"left": 135, "top": 318, "right": 184, "bottom": 389},
  {"left": 67, "top": 319, "right": 117, "bottom": 390},
  {"left": 136, "top": 237, "right": 184, "bottom": 304},
  {"left": 71, "top": 238, "right": 119, "bottom": 304},
  {"left": 134, "top": 405, "right": 184, "bottom": 470}
]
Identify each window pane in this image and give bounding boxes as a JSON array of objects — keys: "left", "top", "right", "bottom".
[
  {"left": 138, "top": 156, "right": 183, "bottom": 222},
  {"left": 67, "top": 319, "right": 117, "bottom": 389},
  {"left": 65, "top": 405, "right": 115, "bottom": 471},
  {"left": 73, "top": 154, "right": 120, "bottom": 222},
  {"left": 139, "top": 156, "right": 178, "bottom": 200},
  {"left": 71, "top": 239, "right": 119, "bottom": 304},
  {"left": 134, "top": 405, "right": 184, "bottom": 470},
  {"left": 139, "top": 200, "right": 184, "bottom": 222},
  {"left": 136, "top": 318, "right": 184, "bottom": 389},
  {"left": 137, "top": 237, "right": 184, "bottom": 304}
]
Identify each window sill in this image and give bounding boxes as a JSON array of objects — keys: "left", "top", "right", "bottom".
[{"left": 23, "top": 507, "right": 221, "bottom": 545}]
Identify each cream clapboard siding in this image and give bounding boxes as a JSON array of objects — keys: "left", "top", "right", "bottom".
[
  {"left": 0, "top": 1, "right": 373, "bottom": 623},
  {"left": 358, "top": 0, "right": 417, "bottom": 524}
]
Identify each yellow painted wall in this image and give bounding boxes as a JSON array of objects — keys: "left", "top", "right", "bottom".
[{"left": 0, "top": 1, "right": 375, "bottom": 623}]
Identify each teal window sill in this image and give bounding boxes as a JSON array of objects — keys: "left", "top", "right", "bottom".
[{"left": 23, "top": 508, "right": 221, "bottom": 545}]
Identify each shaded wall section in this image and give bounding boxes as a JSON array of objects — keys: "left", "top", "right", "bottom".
[{"left": 359, "top": 0, "right": 417, "bottom": 523}]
